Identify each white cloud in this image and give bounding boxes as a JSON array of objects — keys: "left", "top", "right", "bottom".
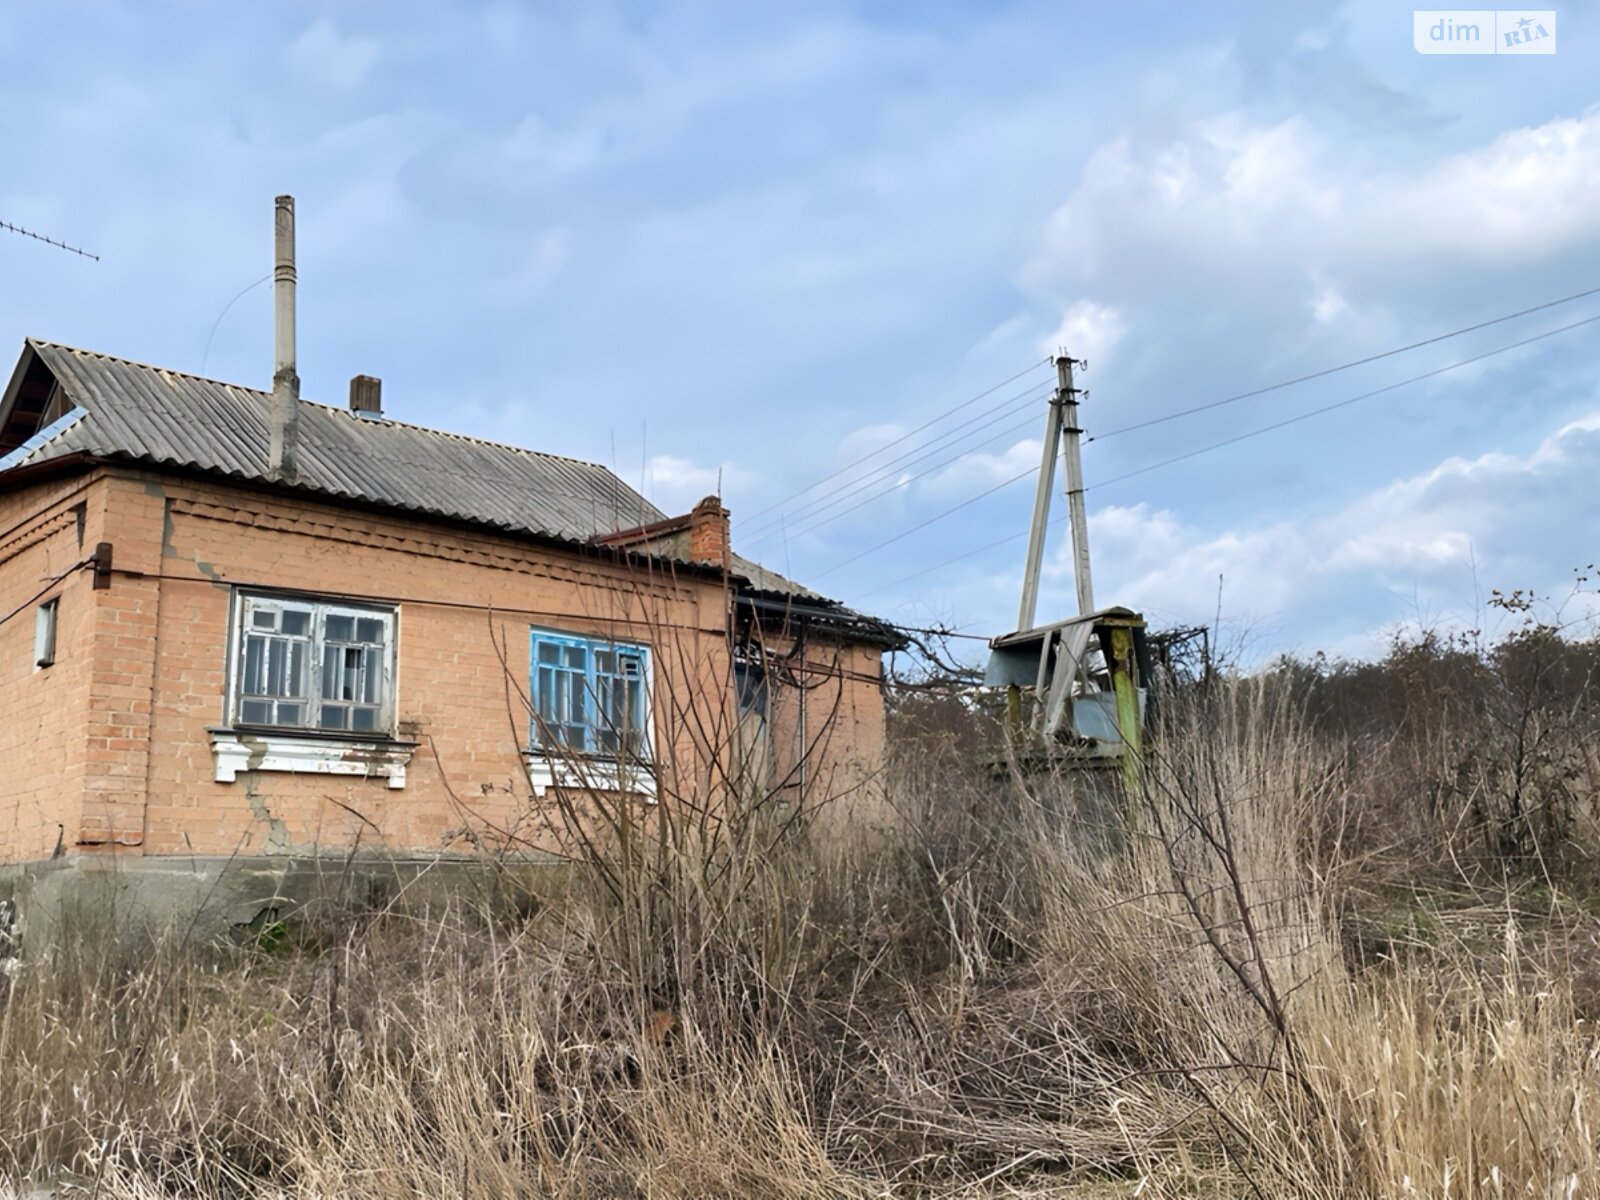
[
  {"left": 925, "top": 437, "right": 1042, "bottom": 495},
  {"left": 491, "top": 226, "right": 573, "bottom": 301},
  {"left": 1041, "top": 300, "right": 1126, "bottom": 367},
  {"left": 836, "top": 423, "right": 908, "bottom": 460},
  {"left": 1308, "top": 273, "right": 1349, "bottom": 326},
  {"left": 481, "top": 2, "right": 525, "bottom": 53},
  {"left": 646, "top": 454, "right": 755, "bottom": 516},
  {"left": 968, "top": 312, "right": 1033, "bottom": 360},
  {"left": 503, "top": 115, "right": 606, "bottom": 173},
  {"left": 1057, "top": 408, "right": 1600, "bottom": 656},
  {"left": 287, "top": 18, "right": 381, "bottom": 90},
  {"left": 1028, "top": 106, "right": 1600, "bottom": 297}
]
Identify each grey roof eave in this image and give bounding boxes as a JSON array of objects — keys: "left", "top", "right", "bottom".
[
  {"left": 0, "top": 337, "right": 879, "bottom": 629},
  {"left": 0, "top": 447, "right": 785, "bottom": 599}
]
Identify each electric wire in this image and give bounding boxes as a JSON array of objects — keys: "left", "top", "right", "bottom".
[
  {"left": 746, "top": 382, "right": 1054, "bottom": 547},
  {"left": 1087, "top": 309, "right": 1600, "bottom": 491},
  {"left": 809, "top": 459, "right": 1041, "bottom": 582},
  {"left": 1086, "top": 281, "right": 1600, "bottom": 444},
  {"left": 742, "top": 378, "right": 1051, "bottom": 543},
  {"left": 0, "top": 558, "right": 94, "bottom": 630},
  {"left": 781, "top": 406, "right": 1047, "bottom": 545},
  {"left": 760, "top": 283, "right": 1600, "bottom": 546},
  {"left": 842, "top": 307, "right": 1600, "bottom": 602},
  {"left": 201, "top": 274, "right": 273, "bottom": 375},
  {"left": 781, "top": 285, "right": 1600, "bottom": 576},
  {"left": 856, "top": 529, "right": 1030, "bottom": 603},
  {"left": 736, "top": 357, "right": 1050, "bottom": 528}
]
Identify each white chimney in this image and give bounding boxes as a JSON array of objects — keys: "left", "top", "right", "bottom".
[{"left": 269, "top": 195, "right": 300, "bottom": 481}]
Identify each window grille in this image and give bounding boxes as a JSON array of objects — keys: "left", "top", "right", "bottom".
[
  {"left": 529, "top": 627, "right": 651, "bottom": 759},
  {"left": 233, "top": 593, "right": 396, "bottom": 735}
]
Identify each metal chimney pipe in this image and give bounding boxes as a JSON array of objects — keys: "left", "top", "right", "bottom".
[{"left": 269, "top": 195, "right": 300, "bottom": 481}]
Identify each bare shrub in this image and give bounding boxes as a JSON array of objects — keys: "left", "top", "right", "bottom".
[{"left": 5, "top": 660, "right": 1600, "bottom": 1197}]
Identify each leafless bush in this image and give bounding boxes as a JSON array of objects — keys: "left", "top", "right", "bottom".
[
  {"left": 1268, "top": 622, "right": 1600, "bottom": 883},
  {"left": 5, "top": 666, "right": 1600, "bottom": 1197}
]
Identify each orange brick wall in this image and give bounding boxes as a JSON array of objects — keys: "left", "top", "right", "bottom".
[
  {"left": 0, "top": 473, "right": 103, "bottom": 863},
  {"left": 0, "top": 467, "right": 885, "bottom": 865},
  {"left": 764, "top": 632, "right": 890, "bottom": 832}
]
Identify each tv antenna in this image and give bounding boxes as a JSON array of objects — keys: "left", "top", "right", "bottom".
[{"left": 1, "top": 218, "right": 99, "bottom": 261}]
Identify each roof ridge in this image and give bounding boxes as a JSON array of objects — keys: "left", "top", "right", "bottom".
[
  {"left": 27, "top": 338, "right": 261, "bottom": 392},
  {"left": 27, "top": 337, "right": 630, "bottom": 479}
]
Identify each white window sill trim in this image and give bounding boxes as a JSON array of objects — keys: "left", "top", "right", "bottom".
[
  {"left": 522, "top": 752, "right": 657, "bottom": 800},
  {"left": 209, "top": 728, "right": 417, "bottom": 790}
]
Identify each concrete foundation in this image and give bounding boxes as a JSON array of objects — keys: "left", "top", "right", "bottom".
[{"left": 0, "top": 850, "right": 566, "bottom": 952}]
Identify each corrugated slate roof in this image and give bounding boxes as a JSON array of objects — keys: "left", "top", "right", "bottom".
[{"left": 1, "top": 339, "right": 826, "bottom": 603}]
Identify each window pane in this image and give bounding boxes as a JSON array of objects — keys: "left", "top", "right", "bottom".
[
  {"left": 267, "top": 640, "right": 287, "bottom": 695},
  {"left": 529, "top": 631, "right": 648, "bottom": 759},
  {"left": 237, "top": 595, "right": 395, "bottom": 733},
  {"left": 243, "top": 637, "right": 265, "bottom": 693},
  {"left": 288, "top": 642, "right": 306, "bottom": 697},
  {"left": 336, "top": 646, "right": 354, "bottom": 700},
  {"left": 320, "top": 646, "right": 338, "bottom": 700},
  {"left": 537, "top": 669, "right": 554, "bottom": 734},
  {"left": 735, "top": 662, "right": 767, "bottom": 718},
  {"left": 569, "top": 675, "right": 586, "bottom": 727}
]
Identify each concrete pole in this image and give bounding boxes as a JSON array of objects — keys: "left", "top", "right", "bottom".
[
  {"left": 1059, "top": 356, "right": 1095, "bottom": 615},
  {"left": 269, "top": 195, "right": 300, "bottom": 482},
  {"left": 1016, "top": 375, "right": 1065, "bottom": 632}
]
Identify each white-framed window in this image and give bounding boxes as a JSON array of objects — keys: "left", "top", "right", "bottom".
[
  {"left": 529, "top": 627, "right": 652, "bottom": 760},
  {"left": 34, "top": 597, "right": 59, "bottom": 669},
  {"left": 231, "top": 592, "right": 397, "bottom": 736}
]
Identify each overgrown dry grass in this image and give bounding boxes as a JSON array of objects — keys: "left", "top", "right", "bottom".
[{"left": 4, "top": 670, "right": 1600, "bottom": 1197}]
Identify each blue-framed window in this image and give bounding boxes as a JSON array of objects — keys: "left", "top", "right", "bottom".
[{"left": 529, "top": 627, "right": 651, "bottom": 759}]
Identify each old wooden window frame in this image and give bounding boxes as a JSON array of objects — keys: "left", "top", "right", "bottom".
[
  {"left": 227, "top": 590, "right": 399, "bottom": 737},
  {"left": 525, "top": 626, "right": 655, "bottom": 797}
]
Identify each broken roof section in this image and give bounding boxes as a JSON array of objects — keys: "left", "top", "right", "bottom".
[{"left": 0, "top": 338, "right": 832, "bottom": 609}]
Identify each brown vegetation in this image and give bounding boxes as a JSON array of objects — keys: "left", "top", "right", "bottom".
[{"left": 3, "top": 622, "right": 1600, "bottom": 1197}]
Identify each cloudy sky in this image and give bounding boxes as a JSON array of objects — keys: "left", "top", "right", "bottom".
[{"left": 3, "top": 2, "right": 1597, "bottom": 661}]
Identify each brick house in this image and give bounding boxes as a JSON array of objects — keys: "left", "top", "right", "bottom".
[{"left": 0, "top": 337, "right": 897, "bottom": 933}]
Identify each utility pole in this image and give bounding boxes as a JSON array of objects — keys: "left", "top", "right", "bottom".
[
  {"left": 1059, "top": 356, "right": 1095, "bottom": 616},
  {"left": 1015, "top": 353, "right": 1094, "bottom": 629},
  {"left": 1016, "top": 365, "right": 1065, "bottom": 631}
]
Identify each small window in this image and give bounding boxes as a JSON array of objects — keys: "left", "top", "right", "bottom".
[
  {"left": 34, "top": 598, "right": 59, "bottom": 668},
  {"left": 529, "top": 627, "right": 651, "bottom": 759},
  {"left": 232, "top": 592, "right": 396, "bottom": 735},
  {"left": 734, "top": 659, "right": 768, "bottom": 720}
]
